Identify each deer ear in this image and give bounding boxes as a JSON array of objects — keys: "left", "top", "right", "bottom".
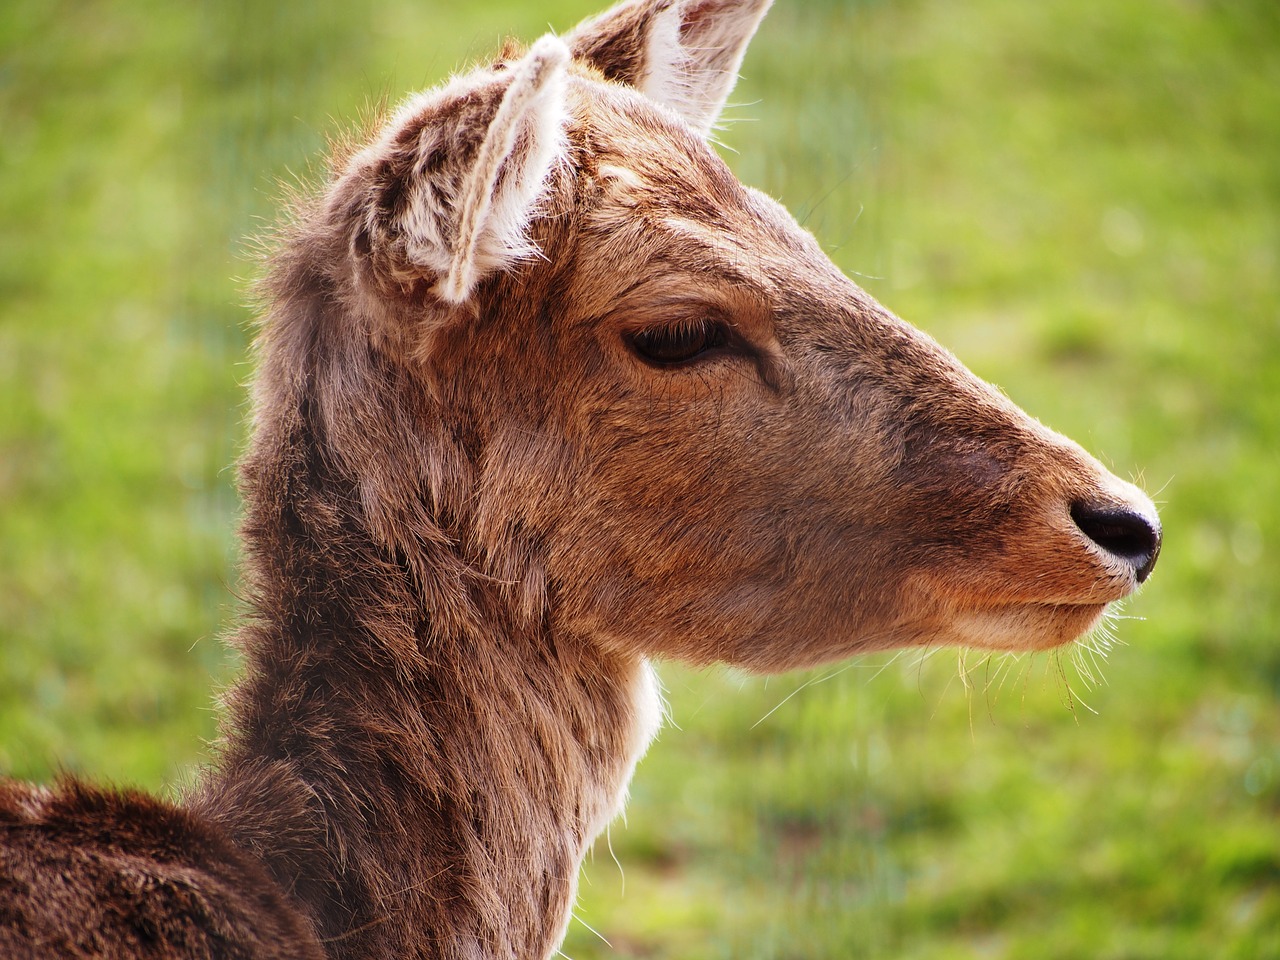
[
  {"left": 352, "top": 36, "right": 570, "bottom": 305},
  {"left": 567, "top": 0, "right": 772, "bottom": 136}
]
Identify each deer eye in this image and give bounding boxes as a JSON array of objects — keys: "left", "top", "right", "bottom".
[{"left": 627, "top": 318, "right": 729, "bottom": 367}]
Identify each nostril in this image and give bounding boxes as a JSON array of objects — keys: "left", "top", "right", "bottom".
[{"left": 1070, "top": 503, "right": 1162, "bottom": 584}]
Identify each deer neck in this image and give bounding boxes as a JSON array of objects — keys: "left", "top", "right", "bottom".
[{"left": 191, "top": 409, "right": 661, "bottom": 959}]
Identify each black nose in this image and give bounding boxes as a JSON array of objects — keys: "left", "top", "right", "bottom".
[{"left": 1070, "top": 503, "right": 1162, "bottom": 583}]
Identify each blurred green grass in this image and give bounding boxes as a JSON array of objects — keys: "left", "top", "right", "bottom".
[{"left": 1, "top": 1, "right": 1277, "bottom": 957}]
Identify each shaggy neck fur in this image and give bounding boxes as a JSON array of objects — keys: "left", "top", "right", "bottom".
[{"left": 189, "top": 271, "right": 660, "bottom": 959}]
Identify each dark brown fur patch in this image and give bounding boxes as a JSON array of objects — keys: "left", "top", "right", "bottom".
[{"left": 0, "top": 779, "right": 323, "bottom": 959}]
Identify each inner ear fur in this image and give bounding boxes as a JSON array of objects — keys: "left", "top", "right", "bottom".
[
  {"left": 338, "top": 35, "right": 571, "bottom": 309},
  {"left": 567, "top": 0, "right": 773, "bottom": 136}
]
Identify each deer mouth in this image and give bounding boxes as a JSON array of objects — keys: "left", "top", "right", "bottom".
[{"left": 949, "top": 600, "right": 1113, "bottom": 652}]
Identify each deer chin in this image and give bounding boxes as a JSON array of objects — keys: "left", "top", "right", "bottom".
[{"left": 948, "top": 601, "right": 1112, "bottom": 652}]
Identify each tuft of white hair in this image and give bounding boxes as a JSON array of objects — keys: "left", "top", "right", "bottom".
[{"left": 440, "top": 36, "right": 571, "bottom": 304}]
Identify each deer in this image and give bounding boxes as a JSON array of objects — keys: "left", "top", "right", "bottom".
[{"left": 0, "top": 0, "right": 1162, "bottom": 957}]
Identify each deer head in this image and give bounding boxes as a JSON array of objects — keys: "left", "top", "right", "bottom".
[{"left": 261, "top": 0, "right": 1160, "bottom": 674}]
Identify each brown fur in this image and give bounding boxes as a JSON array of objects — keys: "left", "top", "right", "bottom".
[
  {"left": 0, "top": 780, "right": 323, "bottom": 959},
  {"left": 0, "top": 1, "right": 1160, "bottom": 958}
]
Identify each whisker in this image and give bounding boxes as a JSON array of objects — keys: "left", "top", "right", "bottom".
[
  {"left": 986, "top": 652, "right": 1024, "bottom": 702},
  {"left": 750, "top": 663, "right": 855, "bottom": 729},
  {"left": 570, "top": 912, "right": 612, "bottom": 949},
  {"left": 604, "top": 823, "right": 625, "bottom": 896},
  {"left": 865, "top": 648, "right": 908, "bottom": 685}
]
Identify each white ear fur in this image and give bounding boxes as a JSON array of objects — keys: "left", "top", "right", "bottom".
[
  {"left": 568, "top": 0, "right": 773, "bottom": 137},
  {"left": 360, "top": 35, "right": 570, "bottom": 306},
  {"left": 440, "top": 36, "right": 571, "bottom": 303},
  {"left": 644, "top": 0, "right": 771, "bottom": 136}
]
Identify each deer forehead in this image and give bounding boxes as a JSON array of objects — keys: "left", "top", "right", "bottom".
[{"left": 568, "top": 101, "right": 844, "bottom": 317}]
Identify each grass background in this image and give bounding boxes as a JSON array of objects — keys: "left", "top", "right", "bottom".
[{"left": 1, "top": 0, "right": 1277, "bottom": 957}]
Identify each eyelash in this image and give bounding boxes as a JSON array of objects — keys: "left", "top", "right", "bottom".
[{"left": 626, "top": 318, "right": 730, "bottom": 367}]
